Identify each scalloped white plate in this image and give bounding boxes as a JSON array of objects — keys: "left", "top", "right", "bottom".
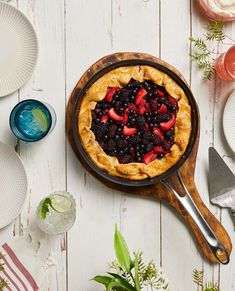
[
  {"left": 0, "top": 142, "right": 27, "bottom": 229},
  {"left": 223, "top": 90, "right": 235, "bottom": 153},
  {"left": 0, "top": 2, "right": 38, "bottom": 97}
]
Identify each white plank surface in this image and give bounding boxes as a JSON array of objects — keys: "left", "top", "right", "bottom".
[{"left": 0, "top": 0, "right": 234, "bottom": 290}]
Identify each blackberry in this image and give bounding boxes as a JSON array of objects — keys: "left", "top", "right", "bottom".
[
  {"left": 91, "top": 110, "right": 96, "bottom": 120},
  {"left": 95, "top": 128, "right": 104, "bottom": 141},
  {"left": 118, "top": 139, "right": 128, "bottom": 148},
  {"left": 91, "top": 121, "right": 96, "bottom": 132},
  {"left": 157, "top": 153, "right": 164, "bottom": 159},
  {"left": 165, "top": 130, "right": 174, "bottom": 141},
  {"left": 143, "top": 131, "right": 152, "bottom": 142},
  {"left": 144, "top": 143, "right": 154, "bottom": 153},
  {"left": 151, "top": 133, "right": 162, "bottom": 145},
  {"left": 118, "top": 154, "right": 132, "bottom": 164},
  {"left": 99, "top": 140, "right": 105, "bottom": 149},
  {"left": 136, "top": 116, "right": 145, "bottom": 130},
  {"left": 108, "top": 124, "right": 118, "bottom": 137},
  {"left": 162, "top": 140, "right": 172, "bottom": 152},
  {"left": 129, "top": 135, "right": 141, "bottom": 145},
  {"left": 157, "top": 113, "right": 171, "bottom": 122},
  {"left": 129, "top": 116, "right": 136, "bottom": 125},
  {"left": 107, "top": 139, "right": 116, "bottom": 151},
  {"left": 149, "top": 99, "right": 158, "bottom": 111}
]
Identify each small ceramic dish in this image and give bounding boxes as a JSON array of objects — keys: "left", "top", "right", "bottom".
[{"left": 223, "top": 90, "right": 235, "bottom": 153}]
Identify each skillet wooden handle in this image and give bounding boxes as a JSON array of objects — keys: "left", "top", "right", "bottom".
[{"left": 158, "top": 171, "right": 232, "bottom": 264}]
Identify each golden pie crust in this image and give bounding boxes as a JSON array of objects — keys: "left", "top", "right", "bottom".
[{"left": 78, "top": 65, "right": 192, "bottom": 180}]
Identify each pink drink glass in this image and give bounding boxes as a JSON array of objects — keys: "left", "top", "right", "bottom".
[{"left": 215, "top": 45, "right": 235, "bottom": 81}]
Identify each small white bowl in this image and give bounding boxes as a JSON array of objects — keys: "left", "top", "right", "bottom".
[{"left": 223, "top": 90, "right": 235, "bottom": 153}]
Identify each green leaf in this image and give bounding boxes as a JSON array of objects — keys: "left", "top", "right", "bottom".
[
  {"left": 92, "top": 276, "right": 113, "bottom": 287},
  {"left": 114, "top": 225, "right": 131, "bottom": 273},
  {"left": 108, "top": 273, "right": 136, "bottom": 290},
  {"left": 107, "top": 281, "right": 133, "bottom": 291},
  {"left": 134, "top": 255, "right": 141, "bottom": 291},
  {"left": 41, "top": 198, "right": 52, "bottom": 219},
  {"left": 192, "top": 269, "right": 203, "bottom": 287}
]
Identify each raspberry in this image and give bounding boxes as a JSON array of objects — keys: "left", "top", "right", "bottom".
[
  {"left": 118, "top": 139, "right": 128, "bottom": 148},
  {"left": 151, "top": 133, "right": 162, "bottom": 145},
  {"left": 149, "top": 99, "right": 158, "bottom": 111},
  {"left": 129, "top": 135, "right": 141, "bottom": 145},
  {"left": 118, "top": 154, "right": 132, "bottom": 164}
]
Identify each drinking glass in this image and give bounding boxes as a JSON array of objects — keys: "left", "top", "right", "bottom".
[
  {"left": 36, "top": 191, "right": 76, "bottom": 235},
  {"left": 10, "top": 99, "right": 56, "bottom": 142},
  {"left": 215, "top": 45, "right": 235, "bottom": 81}
]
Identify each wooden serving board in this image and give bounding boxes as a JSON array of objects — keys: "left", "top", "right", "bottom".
[{"left": 66, "top": 52, "right": 232, "bottom": 264}]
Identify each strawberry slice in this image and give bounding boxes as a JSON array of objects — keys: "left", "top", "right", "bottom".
[
  {"left": 168, "top": 95, "right": 178, "bottom": 106},
  {"left": 156, "top": 89, "right": 165, "bottom": 97},
  {"left": 143, "top": 150, "right": 157, "bottom": 164},
  {"left": 153, "top": 128, "right": 164, "bottom": 139},
  {"left": 137, "top": 98, "right": 146, "bottom": 115},
  {"left": 145, "top": 103, "right": 151, "bottom": 113},
  {"left": 123, "top": 108, "right": 129, "bottom": 123},
  {"left": 108, "top": 108, "right": 123, "bottom": 121},
  {"left": 160, "top": 116, "right": 176, "bottom": 131},
  {"left": 100, "top": 114, "right": 109, "bottom": 123},
  {"left": 135, "top": 88, "right": 147, "bottom": 105},
  {"left": 123, "top": 126, "right": 137, "bottom": 136},
  {"left": 144, "top": 122, "right": 149, "bottom": 131},
  {"left": 154, "top": 146, "right": 167, "bottom": 154},
  {"left": 158, "top": 104, "right": 167, "bottom": 113},
  {"left": 105, "top": 86, "right": 119, "bottom": 102}
]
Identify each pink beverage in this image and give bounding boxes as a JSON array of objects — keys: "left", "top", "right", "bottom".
[{"left": 215, "top": 45, "right": 235, "bottom": 81}]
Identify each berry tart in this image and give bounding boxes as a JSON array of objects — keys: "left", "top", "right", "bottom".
[{"left": 78, "top": 65, "right": 191, "bottom": 180}]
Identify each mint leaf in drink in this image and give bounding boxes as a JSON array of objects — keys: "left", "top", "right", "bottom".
[{"left": 41, "top": 198, "right": 52, "bottom": 219}]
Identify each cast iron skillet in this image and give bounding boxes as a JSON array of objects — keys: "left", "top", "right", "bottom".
[{"left": 72, "top": 59, "right": 229, "bottom": 264}]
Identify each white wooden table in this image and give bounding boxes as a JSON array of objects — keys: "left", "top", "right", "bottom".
[{"left": 0, "top": 0, "right": 235, "bottom": 290}]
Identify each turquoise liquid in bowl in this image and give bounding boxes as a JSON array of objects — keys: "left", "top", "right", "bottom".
[{"left": 10, "top": 100, "right": 52, "bottom": 142}]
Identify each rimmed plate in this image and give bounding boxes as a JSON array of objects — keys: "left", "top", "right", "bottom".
[
  {"left": 0, "top": 2, "right": 38, "bottom": 97},
  {"left": 0, "top": 141, "right": 27, "bottom": 229},
  {"left": 223, "top": 90, "right": 235, "bottom": 153}
]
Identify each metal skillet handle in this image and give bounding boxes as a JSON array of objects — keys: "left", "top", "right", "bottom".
[{"left": 162, "top": 171, "right": 230, "bottom": 265}]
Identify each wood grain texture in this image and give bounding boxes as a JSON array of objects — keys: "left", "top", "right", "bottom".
[
  {"left": 0, "top": 1, "right": 234, "bottom": 290},
  {"left": 66, "top": 52, "right": 232, "bottom": 264}
]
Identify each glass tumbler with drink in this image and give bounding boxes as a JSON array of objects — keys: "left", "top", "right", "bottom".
[
  {"left": 10, "top": 99, "right": 56, "bottom": 142},
  {"left": 36, "top": 191, "right": 76, "bottom": 235}
]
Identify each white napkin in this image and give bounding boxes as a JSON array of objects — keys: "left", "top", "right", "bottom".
[{"left": 0, "top": 223, "right": 58, "bottom": 291}]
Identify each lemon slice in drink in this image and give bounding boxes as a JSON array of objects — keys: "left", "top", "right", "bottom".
[
  {"left": 32, "top": 108, "right": 49, "bottom": 132},
  {"left": 51, "top": 195, "right": 72, "bottom": 213}
]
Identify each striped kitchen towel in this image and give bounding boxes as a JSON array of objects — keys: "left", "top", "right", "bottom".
[{"left": 0, "top": 238, "right": 40, "bottom": 291}]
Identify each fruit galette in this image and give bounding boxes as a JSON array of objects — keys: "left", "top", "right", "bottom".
[{"left": 78, "top": 65, "right": 191, "bottom": 180}]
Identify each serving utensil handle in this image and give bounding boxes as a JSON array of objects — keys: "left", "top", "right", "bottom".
[{"left": 162, "top": 171, "right": 230, "bottom": 265}]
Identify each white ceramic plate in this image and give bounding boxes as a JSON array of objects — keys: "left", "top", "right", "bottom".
[
  {"left": 223, "top": 90, "right": 235, "bottom": 153},
  {"left": 0, "top": 142, "right": 27, "bottom": 229},
  {"left": 0, "top": 2, "right": 38, "bottom": 97}
]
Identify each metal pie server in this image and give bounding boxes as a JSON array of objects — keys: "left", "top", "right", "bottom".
[{"left": 209, "top": 147, "right": 235, "bottom": 229}]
